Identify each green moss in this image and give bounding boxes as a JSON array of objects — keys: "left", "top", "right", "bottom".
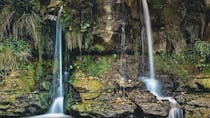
[
  {"left": 71, "top": 102, "right": 92, "bottom": 112},
  {"left": 72, "top": 78, "right": 103, "bottom": 91},
  {"left": 189, "top": 78, "right": 210, "bottom": 89},
  {"left": 89, "top": 44, "right": 106, "bottom": 52},
  {"left": 152, "top": 0, "right": 166, "bottom": 9},
  {"left": 71, "top": 100, "right": 107, "bottom": 113},
  {"left": 75, "top": 56, "right": 115, "bottom": 77},
  {"left": 3, "top": 69, "right": 35, "bottom": 92},
  {"left": 80, "top": 93, "right": 100, "bottom": 100}
]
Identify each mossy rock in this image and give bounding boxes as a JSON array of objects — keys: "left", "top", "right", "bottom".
[
  {"left": 188, "top": 78, "right": 210, "bottom": 90},
  {"left": 71, "top": 102, "right": 92, "bottom": 113},
  {"left": 2, "top": 70, "right": 35, "bottom": 92},
  {"left": 71, "top": 77, "right": 104, "bottom": 92},
  {"left": 71, "top": 77, "right": 104, "bottom": 100},
  {"left": 71, "top": 100, "right": 107, "bottom": 114},
  {"left": 80, "top": 92, "right": 100, "bottom": 100},
  {"left": 48, "top": 0, "right": 63, "bottom": 8}
]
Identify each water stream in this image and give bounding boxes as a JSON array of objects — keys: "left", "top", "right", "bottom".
[
  {"left": 140, "top": 0, "right": 183, "bottom": 117},
  {"left": 49, "top": 6, "right": 64, "bottom": 114},
  {"left": 30, "top": 6, "right": 72, "bottom": 118}
]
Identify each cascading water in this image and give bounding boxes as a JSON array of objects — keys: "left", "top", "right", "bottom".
[
  {"left": 139, "top": 0, "right": 183, "bottom": 118},
  {"left": 49, "top": 6, "right": 64, "bottom": 114},
  {"left": 141, "top": 0, "right": 155, "bottom": 79},
  {"left": 30, "top": 6, "right": 72, "bottom": 118}
]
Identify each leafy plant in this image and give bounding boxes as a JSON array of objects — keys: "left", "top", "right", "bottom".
[
  {"left": 154, "top": 52, "right": 189, "bottom": 78},
  {"left": 4, "top": 37, "right": 31, "bottom": 59},
  {"left": 0, "top": 37, "right": 31, "bottom": 80},
  {"left": 11, "top": 0, "right": 40, "bottom": 14},
  {"left": 60, "top": 0, "right": 95, "bottom": 52},
  {"left": 0, "top": 0, "right": 42, "bottom": 65},
  {"left": 194, "top": 41, "right": 210, "bottom": 71},
  {"left": 89, "top": 44, "right": 105, "bottom": 52},
  {"left": 76, "top": 56, "right": 116, "bottom": 77}
]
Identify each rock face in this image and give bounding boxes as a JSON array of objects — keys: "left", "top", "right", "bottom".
[
  {"left": 69, "top": 56, "right": 171, "bottom": 118},
  {"left": 128, "top": 90, "right": 170, "bottom": 117},
  {"left": 181, "top": 74, "right": 210, "bottom": 92},
  {"left": 176, "top": 93, "right": 210, "bottom": 118},
  {"left": 95, "top": 0, "right": 126, "bottom": 43},
  {"left": 0, "top": 91, "right": 49, "bottom": 117},
  {"left": 0, "top": 61, "right": 52, "bottom": 117},
  {"left": 71, "top": 76, "right": 138, "bottom": 118}
]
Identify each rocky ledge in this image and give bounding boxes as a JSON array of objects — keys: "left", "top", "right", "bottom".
[{"left": 176, "top": 93, "right": 210, "bottom": 118}]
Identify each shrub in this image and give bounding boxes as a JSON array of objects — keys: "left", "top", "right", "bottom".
[
  {"left": 194, "top": 41, "right": 210, "bottom": 71},
  {"left": 0, "top": 37, "right": 31, "bottom": 80}
]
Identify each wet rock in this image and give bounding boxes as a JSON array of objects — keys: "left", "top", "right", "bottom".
[
  {"left": 0, "top": 69, "right": 50, "bottom": 117},
  {"left": 156, "top": 75, "right": 177, "bottom": 96},
  {"left": 176, "top": 93, "right": 210, "bottom": 118},
  {"left": 128, "top": 90, "right": 170, "bottom": 117},
  {"left": 71, "top": 77, "right": 104, "bottom": 100},
  {"left": 0, "top": 91, "right": 49, "bottom": 117},
  {"left": 95, "top": 0, "right": 127, "bottom": 43},
  {"left": 71, "top": 95, "right": 137, "bottom": 118},
  {"left": 185, "top": 75, "right": 210, "bottom": 91}
]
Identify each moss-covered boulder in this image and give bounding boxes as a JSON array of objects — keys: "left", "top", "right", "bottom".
[
  {"left": 71, "top": 95, "right": 137, "bottom": 118},
  {"left": 186, "top": 74, "right": 210, "bottom": 91},
  {"left": 71, "top": 77, "right": 104, "bottom": 100},
  {"left": 0, "top": 63, "right": 51, "bottom": 117}
]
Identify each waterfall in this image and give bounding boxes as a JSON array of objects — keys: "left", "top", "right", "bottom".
[
  {"left": 120, "top": 23, "right": 126, "bottom": 70},
  {"left": 30, "top": 6, "right": 72, "bottom": 118},
  {"left": 142, "top": 0, "right": 155, "bottom": 79},
  {"left": 49, "top": 6, "right": 64, "bottom": 114},
  {"left": 140, "top": 0, "right": 183, "bottom": 118}
]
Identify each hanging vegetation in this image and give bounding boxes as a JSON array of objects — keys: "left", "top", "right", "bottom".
[
  {"left": 0, "top": 0, "right": 43, "bottom": 78},
  {"left": 0, "top": 37, "right": 31, "bottom": 81},
  {"left": 61, "top": 0, "right": 95, "bottom": 51},
  {"left": 0, "top": 0, "right": 42, "bottom": 49}
]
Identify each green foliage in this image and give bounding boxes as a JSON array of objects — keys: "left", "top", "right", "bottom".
[
  {"left": 74, "top": 56, "right": 116, "bottom": 77},
  {"left": 60, "top": 9, "right": 72, "bottom": 31},
  {"left": 11, "top": 0, "right": 40, "bottom": 14},
  {"left": 155, "top": 41, "right": 210, "bottom": 77},
  {"left": 4, "top": 37, "right": 31, "bottom": 59},
  {"left": 82, "top": 57, "right": 112, "bottom": 76},
  {"left": 0, "top": 37, "right": 31, "bottom": 62},
  {"left": 0, "top": 0, "right": 42, "bottom": 58},
  {"left": 89, "top": 44, "right": 106, "bottom": 52},
  {"left": 194, "top": 41, "right": 210, "bottom": 71},
  {"left": 0, "top": 37, "right": 31, "bottom": 80},
  {"left": 152, "top": 0, "right": 166, "bottom": 9},
  {"left": 61, "top": 0, "right": 93, "bottom": 32},
  {"left": 155, "top": 52, "right": 189, "bottom": 78},
  {"left": 60, "top": 0, "right": 96, "bottom": 52}
]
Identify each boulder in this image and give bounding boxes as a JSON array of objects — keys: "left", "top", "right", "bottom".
[
  {"left": 127, "top": 90, "right": 170, "bottom": 117},
  {"left": 176, "top": 93, "right": 210, "bottom": 118}
]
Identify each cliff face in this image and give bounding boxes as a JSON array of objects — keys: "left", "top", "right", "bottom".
[
  {"left": 38, "top": 0, "right": 210, "bottom": 54},
  {"left": 93, "top": 0, "right": 210, "bottom": 54},
  {"left": 150, "top": 0, "right": 209, "bottom": 53}
]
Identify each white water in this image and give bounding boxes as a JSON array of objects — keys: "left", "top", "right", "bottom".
[
  {"left": 140, "top": 0, "right": 183, "bottom": 118},
  {"left": 140, "top": 76, "right": 162, "bottom": 96},
  {"left": 30, "top": 6, "right": 73, "bottom": 118},
  {"left": 142, "top": 0, "right": 155, "bottom": 79},
  {"left": 49, "top": 6, "right": 64, "bottom": 113},
  {"left": 30, "top": 113, "right": 71, "bottom": 118},
  {"left": 49, "top": 97, "right": 64, "bottom": 113},
  {"left": 120, "top": 22, "right": 126, "bottom": 68}
]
